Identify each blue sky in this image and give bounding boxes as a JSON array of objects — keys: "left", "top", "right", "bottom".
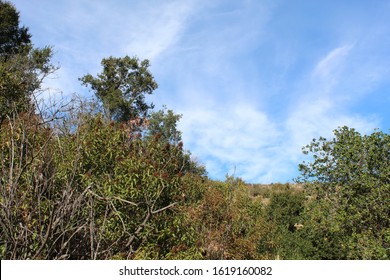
[{"left": 11, "top": 0, "right": 390, "bottom": 183}]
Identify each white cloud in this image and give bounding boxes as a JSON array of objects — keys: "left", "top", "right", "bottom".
[
  {"left": 286, "top": 97, "right": 378, "bottom": 151},
  {"left": 285, "top": 44, "right": 381, "bottom": 170},
  {"left": 314, "top": 45, "right": 353, "bottom": 76},
  {"left": 122, "top": 1, "right": 199, "bottom": 60},
  {"left": 312, "top": 44, "right": 354, "bottom": 91},
  {"left": 179, "top": 101, "right": 286, "bottom": 182}
]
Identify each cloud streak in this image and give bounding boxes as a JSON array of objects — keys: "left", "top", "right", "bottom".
[{"left": 313, "top": 44, "right": 354, "bottom": 81}]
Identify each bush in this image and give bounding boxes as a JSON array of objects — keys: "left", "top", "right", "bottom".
[{"left": 0, "top": 102, "right": 206, "bottom": 259}]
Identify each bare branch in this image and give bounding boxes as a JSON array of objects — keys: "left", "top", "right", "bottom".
[{"left": 151, "top": 202, "right": 177, "bottom": 215}]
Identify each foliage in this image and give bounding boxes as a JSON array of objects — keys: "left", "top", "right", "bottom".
[
  {"left": 143, "top": 106, "right": 206, "bottom": 177},
  {"left": 0, "top": 108, "right": 90, "bottom": 259},
  {"left": 0, "top": 101, "right": 206, "bottom": 259},
  {"left": 145, "top": 106, "right": 182, "bottom": 145},
  {"left": 0, "top": 1, "right": 56, "bottom": 123},
  {"left": 182, "top": 176, "right": 268, "bottom": 260},
  {"left": 63, "top": 113, "right": 191, "bottom": 259},
  {"left": 0, "top": 47, "right": 56, "bottom": 121},
  {"left": 257, "top": 184, "right": 309, "bottom": 259},
  {"left": 0, "top": 0, "right": 31, "bottom": 56},
  {"left": 297, "top": 126, "right": 390, "bottom": 259},
  {"left": 80, "top": 56, "right": 157, "bottom": 122}
]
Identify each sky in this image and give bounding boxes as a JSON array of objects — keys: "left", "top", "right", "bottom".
[{"left": 10, "top": 0, "right": 390, "bottom": 183}]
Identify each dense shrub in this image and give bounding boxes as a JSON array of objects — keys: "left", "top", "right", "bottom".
[{"left": 0, "top": 104, "right": 207, "bottom": 259}]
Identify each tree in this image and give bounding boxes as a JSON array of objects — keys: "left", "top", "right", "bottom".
[
  {"left": 80, "top": 56, "right": 158, "bottom": 123},
  {"left": 0, "top": 0, "right": 31, "bottom": 57},
  {"left": 0, "top": 1, "right": 56, "bottom": 123},
  {"left": 145, "top": 106, "right": 182, "bottom": 144},
  {"left": 144, "top": 106, "right": 206, "bottom": 176},
  {"left": 297, "top": 126, "right": 390, "bottom": 259}
]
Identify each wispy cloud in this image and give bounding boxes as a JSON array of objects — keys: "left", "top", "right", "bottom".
[
  {"left": 285, "top": 43, "right": 382, "bottom": 171},
  {"left": 313, "top": 44, "right": 354, "bottom": 81},
  {"left": 122, "top": 1, "right": 199, "bottom": 61},
  {"left": 153, "top": 4, "right": 386, "bottom": 183},
  {"left": 179, "top": 102, "right": 283, "bottom": 182}
]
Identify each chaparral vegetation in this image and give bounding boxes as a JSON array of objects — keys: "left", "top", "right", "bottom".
[{"left": 1, "top": 1, "right": 389, "bottom": 259}]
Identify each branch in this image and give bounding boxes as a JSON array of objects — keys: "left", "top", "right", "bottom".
[
  {"left": 111, "top": 195, "right": 139, "bottom": 207},
  {"left": 151, "top": 202, "right": 177, "bottom": 215},
  {"left": 87, "top": 189, "right": 139, "bottom": 207},
  {"left": 32, "top": 204, "right": 56, "bottom": 259},
  {"left": 126, "top": 208, "right": 151, "bottom": 248}
]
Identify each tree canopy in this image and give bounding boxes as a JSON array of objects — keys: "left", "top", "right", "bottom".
[{"left": 80, "top": 56, "right": 158, "bottom": 123}]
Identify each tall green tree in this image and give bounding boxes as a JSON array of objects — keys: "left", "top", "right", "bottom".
[
  {"left": 80, "top": 56, "right": 158, "bottom": 123},
  {"left": 297, "top": 126, "right": 390, "bottom": 259},
  {"left": 0, "top": 1, "right": 56, "bottom": 123},
  {"left": 0, "top": 0, "right": 31, "bottom": 56}
]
